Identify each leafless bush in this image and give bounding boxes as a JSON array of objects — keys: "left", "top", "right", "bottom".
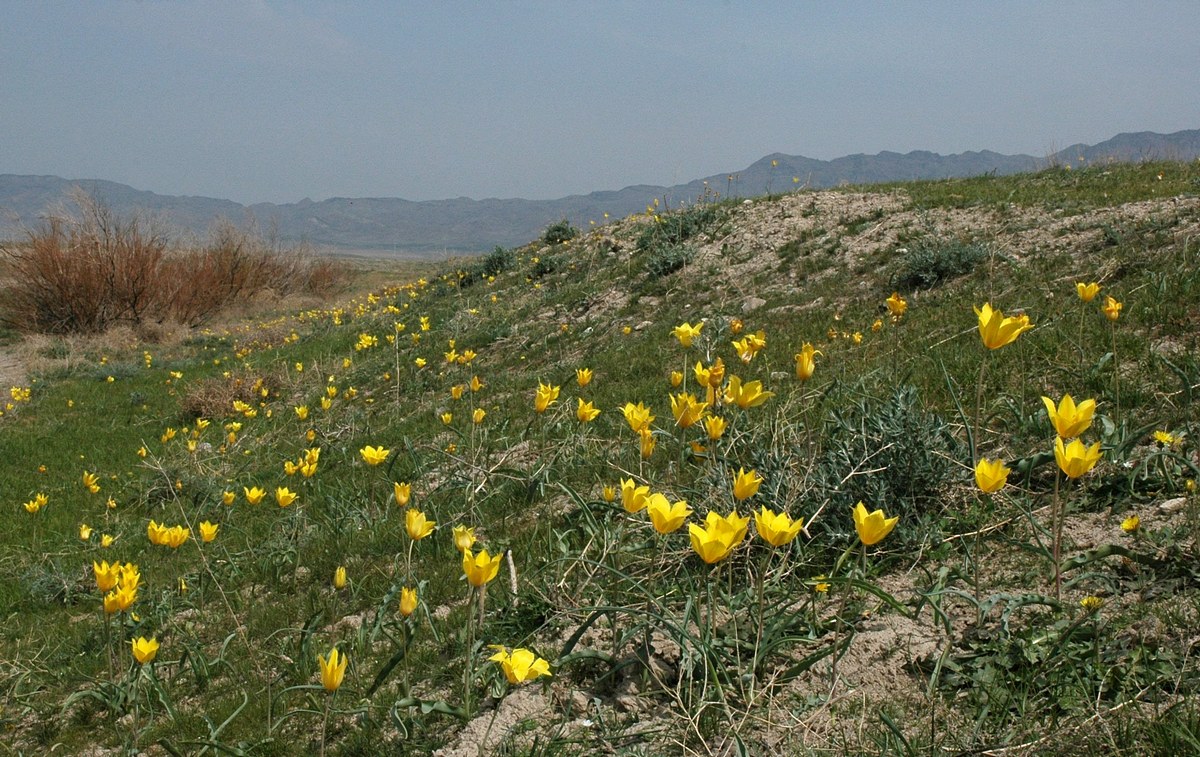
[{"left": 0, "top": 191, "right": 348, "bottom": 333}]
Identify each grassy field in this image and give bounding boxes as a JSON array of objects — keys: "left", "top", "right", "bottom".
[{"left": 2, "top": 161, "right": 1199, "bottom": 755}]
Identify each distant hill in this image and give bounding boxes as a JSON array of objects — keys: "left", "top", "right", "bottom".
[{"left": 2, "top": 129, "right": 1197, "bottom": 254}]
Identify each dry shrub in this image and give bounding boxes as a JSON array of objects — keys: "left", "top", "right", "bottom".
[
  {"left": 181, "top": 367, "right": 287, "bottom": 420},
  {"left": 0, "top": 191, "right": 349, "bottom": 334}
]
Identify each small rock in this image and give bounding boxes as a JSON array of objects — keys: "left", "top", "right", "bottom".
[
  {"left": 1159, "top": 497, "right": 1188, "bottom": 513},
  {"left": 635, "top": 321, "right": 654, "bottom": 331},
  {"left": 742, "top": 296, "right": 766, "bottom": 313}
]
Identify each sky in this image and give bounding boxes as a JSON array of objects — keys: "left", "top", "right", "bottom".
[{"left": 2, "top": 1, "right": 1198, "bottom": 205}]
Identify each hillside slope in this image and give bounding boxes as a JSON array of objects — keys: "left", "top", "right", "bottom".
[{"left": 1, "top": 162, "right": 1199, "bottom": 754}]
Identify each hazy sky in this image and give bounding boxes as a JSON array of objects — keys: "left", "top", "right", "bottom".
[{"left": 3, "top": 1, "right": 1197, "bottom": 204}]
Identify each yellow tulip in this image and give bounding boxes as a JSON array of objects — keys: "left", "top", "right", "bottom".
[
  {"left": 731, "top": 468, "right": 763, "bottom": 501},
  {"left": 463, "top": 548, "right": 502, "bottom": 587},
  {"left": 754, "top": 506, "right": 804, "bottom": 547},
  {"left": 886, "top": 292, "right": 908, "bottom": 318},
  {"left": 852, "top": 501, "right": 898, "bottom": 546},
  {"left": 94, "top": 560, "right": 119, "bottom": 592},
  {"left": 724, "top": 376, "right": 773, "bottom": 409},
  {"left": 333, "top": 566, "right": 347, "bottom": 589},
  {"left": 360, "top": 445, "right": 390, "bottom": 466},
  {"left": 794, "top": 343, "right": 820, "bottom": 381},
  {"left": 602, "top": 485, "right": 616, "bottom": 503},
  {"left": 534, "top": 382, "right": 561, "bottom": 413},
  {"left": 671, "top": 321, "right": 704, "bottom": 348},
  {"left": 79, "top": 523, "right": 93, "bottom": 541},
  {"left": 244, "top": 486, "right": 265, "bottom": 505},
  {"left": 199, "top": 521, "right": 219, "bottom": 542},
  {"left": 1054, "top": 437, "right": 1103, "bottom": 479},
  {"left": 399, "top": 586, "right": 418, "bottom": 617},
  {"left": 704, "top": 415, "right": 727, "bottom": 441},
  {"left": 472, "top": 408, "right": 486, "bottom": 424},
  {"left": 621, "top": 402, "right": 654, "bottom": 433},
  {"left": 317, "top": 647, "right": 347, "bottom": 693},
  {"left": 294, "top": 405, "right": 309, "bottom": 420},
  {"left": 393, "top": 482, "right": 412, "bottom": 507},
  {"left": 975, "top": 303, "right": 1033, "bottom": 350},
  {"left": 275, "top": 487, "right": 298, "bottom": 508},
  {"left": 620, "top": 478, "right": 650, "bottom": 513},
  {"left": 646, "top": 494, "right": 692, "bottom": 534},
  {"left": 638, "top": 427, "right": 656, "bottom": 459},
  {"left": 131, "top": 636, "right": 159, "bottom": 665},
  {"left": 222, "top": 490, "right": 236, "bottom": 505},
  {"left": 452, "top": 524, "right": 476, "bottom": 553},
  {"left": 974, "top": 458, "right": 1011, "bottom": 494},
  {"left": 488, "top": 646, "right": 551, "bottom": 684},
  {"left": 1103, "top": 296, "right": 1122, "bottom": 321},
  {"left": 688, "top": 522, "right": 735, "bottom": 564},
  {"left": 670, "top": 392, "right": 708, "bottom": 429},
  {"left": 82, "top": 471, "right": 101, "bottom": 494},
  {"left": 1076, "top": 282, "right": 1101, "bottom": 302},
  {"left": 694, "top": 358, "right": 726, "bottom": 389},
  {"left": 576, "top": 368, "right": 593, "bottom": 387},
  {"left": 406, "top": 508, "right": 436, "bottom": 540},
  {"left": 1121, "top": 515, "right": 1140, "bottom": 534},
  {"left": 705, "top": 509, "right": 750, "bottom": 548},
  {"left": 731, "top": 331, "right": 767, "bottom": 363},
  {"left": 1041, "top": 394, "right": 1096, "bottom": 439},
  {"left": 575, "top": 398, "right": 601, "bottom": 423}
]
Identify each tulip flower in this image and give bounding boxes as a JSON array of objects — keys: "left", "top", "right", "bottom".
[
  {"left": 974, "top": 458, "right": 1011, "bottom": 493},
  {"left": 79, "top": 523, "right": 93, "bottom": 541},
  {"left": 333, "top": 566, "right": 347, "bottom": 589},
  {"left": 360, "top": 445, "right": 390, "bottom": 466},
  {"left": 463, "top": 549, "right": 502, "bottom": 587},
  {"left": 94, "top": 560, "right": 120, "bottom": 592},
  {"left": 534, "top": 382, "right": 561, "bottom": 413},
  {"left": 399, "top": 587, "right": 418, "bottom": 617},
  {"left": 452, "top": 524, "right": 476, "bottom": 552},
  {"left": 294, "top": 405, "right": 309, "bottom": 420},
  {"left": 724, "top": 376, "right": 773, "bottom": 409},
  {"left": 703, "top": 415, "right": 727, "bottom": 441},
  {"left": 576, "top": 398, "right": 601, "bottom": 423},
  {"left": 646, "top": 494, "right": 692, "bottom": 534},
  {"left": 852, "top": 501, "right": 899, "bottom": 546},
  {"left": 576, "top": 368, "right": 593, "bottom": 387},
  {"left": 621, "top": 402, "right": 654, "bottom": 433},
  {"left": 393, "top": 482, "right": 412, "bottom": 507},
  {"left": 754, "top": 506, "right": 804, "bottom": 547},
  {"left": 975, "top": 303, "right": 1033, "bottom": 350},
  {"left": 688, "top": 522, "right": 735, "bottom": 564},
  {"left": 1041, "top": 394, "right": 1096, "bottom": 439},
  {"left": 472, "top": 408, "right": 486, "bottom": 424},
  {"left": 794, "top": 343, "right": 820, "bottom": 381},
  {"left": 488, "top": 646, "right": 552, "bottom": 684},
  {"left": 731, "top": 468, "right": 763, "bottom": 501},
  {"left": 669, "top": 370, "right": 684, "bottom": 387},
  {"left": 1121, "top": 515, "right": 1140, "bottom": 534},
  {"left": 275, "top": 487, "right": 298, "bottom": 507},
  {"left": 1103, "top": 296, "right": 1122, "bottom": 321},
  {"left": 82, "top": 471, "right": 101, "bottom": 494},
  {"left": 638, "top": 428, "right": 656, "bottom": 459},
  {"left": 670, "top": 392, "right": 708, "bottom": 429},
  {"left": 602, "top": 485, "right": 616, "bottom": 503},
  {"left": 222, "top": 490, "right": 236, "bottom": 506},
  {"left": 469, "top": 375, "right": 484, "bottom": 392},
  {"left": 671, "top": 321, "right": 704, "bottom": 348},
  {"left": 165, "top": 525, "right": 190, "bottom": 548},
  {"left": 244, "top": 486, "right": 266, "bottom": 505},
  {"left": 318, "top": 647, "right": 348, "bottom": 693},
  {"left": 131, "top": 636, "right": 159, "bottom": 665},
  {"left": 732, "top": 331, "right": 767, "bottom": 363},
  {"left": 886, "top": 292, "right": 908, "bottom": 318},
  {"left": 705, "top": 509, "right": 750, "bottom": 548},
  {"left": 1076, "top": 282, "right": 1101, "bottom": 302},
  {"left": 406, "top": 508, "right": 436, "bottom": 540},
  {"left": 621, "top": 478, "right": 651, "bottom": 513},
  {"left": 1054, "top": 437, "right": 1103, "bottom": 479},
  {"left": 199, "top": 521, "right": 219, "bottom": 542}
]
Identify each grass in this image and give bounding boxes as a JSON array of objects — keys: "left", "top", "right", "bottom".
[{"left": 1, "top": 162, "right": 1199, "bottom": 754}]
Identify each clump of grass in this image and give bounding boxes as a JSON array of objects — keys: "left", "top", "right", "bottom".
[
  {"left": 895, "top": 237, "right": 989, "bottom": 290},
  {"left": 542, "top": 219, "right": 578, "bottom": 246}
]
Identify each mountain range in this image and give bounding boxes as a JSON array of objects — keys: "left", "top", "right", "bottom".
[{"left": 3, "top": 129, "right": 1198, "bottom": 254}]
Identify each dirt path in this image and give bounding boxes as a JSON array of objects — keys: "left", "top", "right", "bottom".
[{"left": 0, "top": 347, "right": 24, "bottom": 387}]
